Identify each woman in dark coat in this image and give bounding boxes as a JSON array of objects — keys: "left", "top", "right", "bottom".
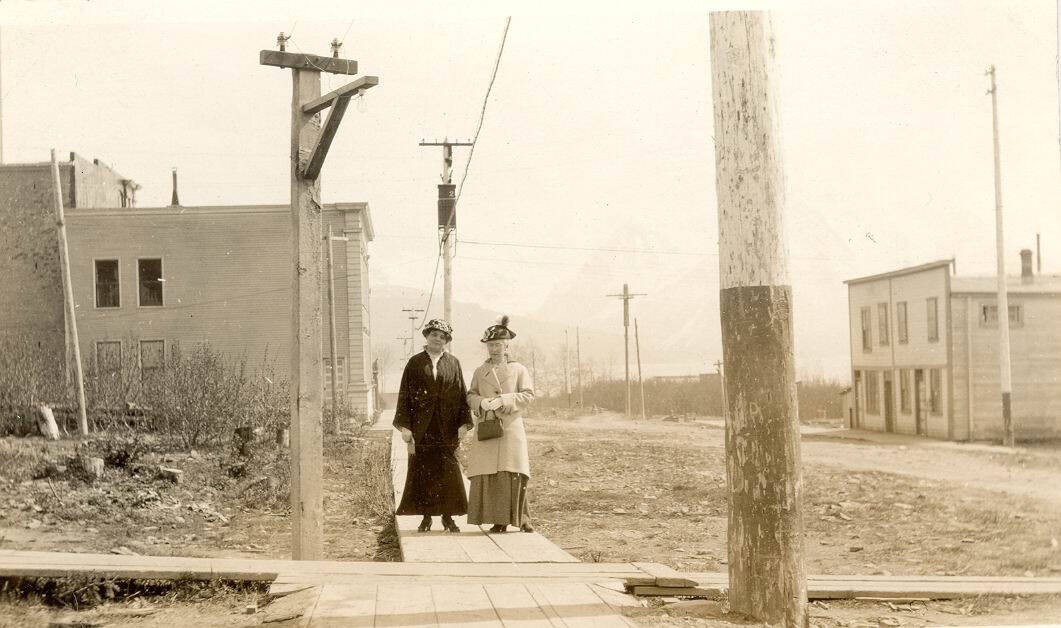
[{"left": 392, "top": 318, "right": 473, "bottom": 533}]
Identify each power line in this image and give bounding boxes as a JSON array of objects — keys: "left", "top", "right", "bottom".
[{"left": 414, "top": 16, "right": 512, "bottom": 326}]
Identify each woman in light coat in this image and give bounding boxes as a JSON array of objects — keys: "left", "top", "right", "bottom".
[{"left": 466, "top": 316, "right": 536, "bottom": 533}]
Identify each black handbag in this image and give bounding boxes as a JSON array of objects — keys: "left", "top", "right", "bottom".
[{"left": 476, "top": 409, "right": 504, "bottom": 441}]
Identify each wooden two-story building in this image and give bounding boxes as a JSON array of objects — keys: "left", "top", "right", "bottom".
[
  {"left": 0, "top": 154, "right": 375, "bottom": 416},
  {"left": 845, "top": 254, "right": 1061, "bottom": 441}
]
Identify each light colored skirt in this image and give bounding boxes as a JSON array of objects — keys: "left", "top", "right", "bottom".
[{"left": 467, "top": 471, "right": 530, "bottom": 526}]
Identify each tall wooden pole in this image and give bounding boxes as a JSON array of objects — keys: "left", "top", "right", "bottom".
[
  {"left": 564, "top": 329, "right": 571, "bottom": 407},
  {"left": 289, "top": 67, "right": 324, "bottom": 560},
  {"left": 607, "top": 284, "right": 645, "bottom": 417},
  {"left": 987, "top": 65, "right": 1015, "bottom": 448},
  {"left": 576, "top": 327, "right": 583, "bottom": 408},
  {"left": 51, "top": 150, "right": 88, "bottom": 436},
  {"left": 325, "top": 224, "right": 341, "bottom": 434},
  {"left": 634, "top": 318, "right": 646, "bottom": 420},
  {"left": 710, "top": 12, "right": 807, "bottom": 625}
]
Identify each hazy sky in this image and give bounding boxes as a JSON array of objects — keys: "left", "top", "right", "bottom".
[{"left": 3, "top": 0, "right": 1059, "bottom": 379}]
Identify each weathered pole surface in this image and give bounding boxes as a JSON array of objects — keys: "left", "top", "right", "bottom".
[
  {"left": 710, "top": 11, "right": 807, "bottom": 626},
  {"left": 290, "top": 67, "right": 324, "bottom": 560},
  {"left": 50, "top": 150, "right": 88, "bottom": 436},
  {"left": 325, "top": 224, "right": 341, "bottom": 434},
  {"left": 987, "top": 66, "right": 1014, "bottom": 448}
]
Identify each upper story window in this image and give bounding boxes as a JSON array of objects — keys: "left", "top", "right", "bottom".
[
  {"left": 927, "top": 297, "right": 939, "bottom": 343},
  {"left": 896, "top": 301, "right": 908, "bottom": 344},
  {"left": 138, "top": 258, "right": 164, "bottom": 307},
  {"left": 860, "top": 306, "right": 872, "bottom": 351},
  {"left": 877, "top": 302, "right": 889, "bottom": 346},
  {"left": 94, "top": 259, "right": 120, "bottom": 308},
  {"left": 979, "top": 304, "right": 1023, "bottom": 328}
]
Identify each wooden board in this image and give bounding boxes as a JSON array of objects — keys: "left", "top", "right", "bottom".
[
  {"left": 259, "top": 50, "right": 358, "bottom": 75},
  {"left": 483, "top": 583, "right": 557, "bottom": 627},
  {"left": 308, "top": 584, "right": 376, "bottom": 627},
  {"left": 430, "top": 583, "right": 504, "bottom": 626},
  {"left": 374, "top": 583, "right": 436, "bottom": 627},
  {"left": 526, "top": 582, "right": 634, "bottom": 627}
]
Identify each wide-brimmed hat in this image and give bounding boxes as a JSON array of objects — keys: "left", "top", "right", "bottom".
[
  {"left": 481, "top": 315, "right": 516, "bottom": 342},
  {"left": 422, "top": 318, "right": 454, "bottom": 339}
]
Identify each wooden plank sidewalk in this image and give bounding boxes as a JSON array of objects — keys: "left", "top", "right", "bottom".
[{"left": 378, "top": 409, "right": 578, "bottom": 564}]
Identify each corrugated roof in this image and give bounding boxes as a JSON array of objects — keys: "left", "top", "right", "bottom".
[
  {"left": 950, "top": 274, "right": 1061, "bottom": 294},
  {"left": 843, "top": 259, "right": 954, "bottom": 285}
]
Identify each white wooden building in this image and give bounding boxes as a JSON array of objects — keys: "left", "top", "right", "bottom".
[{"left": 845, "top": 252, "right": 1061, "bottom": 441}]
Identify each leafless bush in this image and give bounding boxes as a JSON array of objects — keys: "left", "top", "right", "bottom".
[
  {"left": 536, "top": 375, "right": 844, "bottom": 421},
  {"left": 0, "top": 340, "right": 67, "bottom": 434}
]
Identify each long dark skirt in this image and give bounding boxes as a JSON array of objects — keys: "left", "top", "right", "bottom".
[
  {"left": 466, "top": 471, "right": 530, "bottom": 526},
  {"left": 395, "top": 444, "right": 468, "bottom": 516}
]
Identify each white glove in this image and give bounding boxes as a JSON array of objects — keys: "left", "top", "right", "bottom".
[
  {"left": 479, "top": 399, "right": 492, "bottom": 411},
  {"left": 399, "top": 427, "right": 412, "bottom": 443},
  {"left": 487, "top": 397, "right": 503, "bottom": 411}
]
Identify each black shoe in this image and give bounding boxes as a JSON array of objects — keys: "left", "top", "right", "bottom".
[
  {"left": 519, "top": 522, "right": 534, "bottom": 533},
  {"left": 441, "top": 516, "right": 460, "bottom": 533},
  {"left": 417, "top": 516, "right": 432, "bottom": 532},
  {"left": 489, "top": 524, "right": 507, "bottom": 533}
]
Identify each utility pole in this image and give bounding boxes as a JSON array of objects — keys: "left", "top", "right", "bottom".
[
  {"left": 402, "top": 307, "right": 425, "bottom": 358},
  {"left": 987, "top": 65, "right": 1015, "bottom": 448},
  {"left": 50, "top": 150, "right": 87, "bottom": 436},
  {"left": 1, "top": 27, "right": 4, "bottom": 164},
  {"left": 564, "top": 329, "right": 571, "bottom": 407},
  {"left": 576, "top": 327, "right": 583, "bottom": 408},
  {"left": 634, "top": 318, "right": 646, "bottom": 420},
  {"left": 711, "top": 11, "right": 807, "bottom": 625},
  {"left": 607, "top": 283, "right": 646, "bottom": 417},
  {"left": 260, "top": 38, "right": 379, "bottom": 561},
  {"left": 324, "top": 225, "right": 349, "bottom": 434},
  {"left": 420, "top": 139, "right": 473, "bottom": 322}
]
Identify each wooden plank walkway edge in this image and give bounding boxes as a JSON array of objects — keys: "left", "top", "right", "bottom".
[{"left": 3, "top": 550, "right": 1060, "bottom": 601}]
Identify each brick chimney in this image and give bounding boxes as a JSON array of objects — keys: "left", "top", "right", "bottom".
[
  {"left": 170, "top": 168, "right": 180, "bottom": 207},
  {"left": 1020, "top": 248, "right": 1033, "bottom": 284}
]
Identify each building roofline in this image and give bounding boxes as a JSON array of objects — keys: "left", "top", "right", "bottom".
[
  {"left": 843, "top": 259, "right": 954, "bottom": 285},
  {"left": 65, "top": 202, "right": 370, "bottom": 221}
]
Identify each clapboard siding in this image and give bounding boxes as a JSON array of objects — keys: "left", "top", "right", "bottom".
[
  {"left": 64, "top": 203, "right": 373, "bottom": 412},
  {"left": 952, "top": 293, "right": 1061, "bottom": 440}
]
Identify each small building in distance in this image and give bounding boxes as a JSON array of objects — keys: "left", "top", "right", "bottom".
[{"left": 844, "top": 253, "right": 1061, "bottom": 441}]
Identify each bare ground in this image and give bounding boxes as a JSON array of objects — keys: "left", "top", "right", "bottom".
[{"left": 3, "top": 411, "right": 1061, "bottom": 626}]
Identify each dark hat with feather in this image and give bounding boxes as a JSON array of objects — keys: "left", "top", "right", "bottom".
[{"left": 481, "top": 315, "right": 516, "bottom": 342}]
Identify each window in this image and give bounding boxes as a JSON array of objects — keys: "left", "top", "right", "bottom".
[
  {"left": 96, "top": 341, "right": 122, "bottom": 375},
  {"left": 140, "top": 340, "right": 165, "bottom": 383},
  {"left": 927, "top": 297, "right": 939, "bottom": 342},
  {"left": 898, "top": 369, "right": 910, "bottom": 413},
  {"left": 878, "top": 302, "right": 890, "bottom": 346},
  {"left": 897, "top": 302, "right": 908, "bottom": 344},
  {"left": 865, "top": 371, "right": 880, "bottom": 415},
  {"left": 860, "top": 307, "right": 872, "bottom": 351},
  {"left": 979, "top": 304, "right": 1023, "bottom": 328},
  {"left": 929, "top": 368, "right": 942, "bottom": 415},
  {"left": 324, "top": 357, "right": 346, "bottom": 400},
  {"left": 94, "top": 260, "right": 120, "bottom": 308},
  {"left": 138, "top": 258, "right": 164, "bottom": 307}
]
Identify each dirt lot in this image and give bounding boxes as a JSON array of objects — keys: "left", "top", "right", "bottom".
[
  {"left": 2, "top": 410, "right": 1061, "bottom": 626},
  {"left": 525, "top": 410, "right": 1061, "bottom": 625}
]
